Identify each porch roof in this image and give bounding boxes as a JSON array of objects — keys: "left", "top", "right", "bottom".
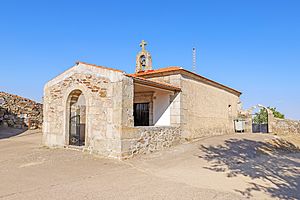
[{"left": 126, "top": 75, "right": 181, "bottom": 92}]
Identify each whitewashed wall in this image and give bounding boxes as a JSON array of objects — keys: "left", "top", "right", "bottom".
[{"left": 153, "top": 91, "right": 171, "bottom": 126}]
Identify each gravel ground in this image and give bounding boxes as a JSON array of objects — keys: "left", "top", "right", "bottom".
[{"left": 1, "top": 129, "right": 299, "bottom": 200}]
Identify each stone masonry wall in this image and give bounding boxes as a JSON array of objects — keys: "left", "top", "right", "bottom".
[
  {"left": 0, "top": 92, "right": 42, "bottom": 129},
  {"left": 147, "top": 73, "right": 240, "bottom": 140},
  {"left": 271, "top": 118, "right": 300, "bottom": 135},
  {"left": 180, "top": 74, "right": 240, "bottom": 139},
  {"left": 122, "top": 126, "right": 181, "bottom": 158},
  {"left": 43, "top": 62, "right": 129, "bottom": 158},
  {"left": 44, "top": 72, "right": 116, "bottom": 152}
]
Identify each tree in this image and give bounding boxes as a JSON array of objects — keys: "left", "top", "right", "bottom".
[
  {"left": 268, "top": 107, "right": 285, "bottom": 119},
  {"left": 253, "top": 107, "right": 284, "bottom": 124}
]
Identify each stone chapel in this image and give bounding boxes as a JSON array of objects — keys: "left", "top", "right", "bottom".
[{"left": 42, "top": 41, "right": 242, "bottom": 159}]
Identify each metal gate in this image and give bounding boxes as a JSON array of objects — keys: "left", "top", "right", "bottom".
[
  {"left": 69, "top": 115, "right": 81, "bottom": 146},
  {"left": 134, "top": 103, "right": 150, "bottom": 126},
  {"left": 252, "top": 113, "right": 268, "bottom": 133},
  {"left": 252, "top": 123, "right": 268, "bottom": 133}
]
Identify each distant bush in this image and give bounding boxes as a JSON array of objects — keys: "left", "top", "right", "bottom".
[{"left": 253, "top": 107, "right": 284, "bottom": 124}]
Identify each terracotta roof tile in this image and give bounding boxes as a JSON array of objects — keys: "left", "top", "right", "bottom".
[
  {"left": 127, "top": 74, "right": 181, "bottom": 92},
  {"left": 130, "top": 66, "right": 241, "bottom": 96},
  {"left": 75, "top": 61, "right": 240, "bottom": 96},
  {"left": 128, "top": 66, "right": 182, "bottom": 77}
]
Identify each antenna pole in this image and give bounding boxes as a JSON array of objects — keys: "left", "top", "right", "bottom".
[{"left": 192, "top": 47, "right": 196, "bottom": 72}]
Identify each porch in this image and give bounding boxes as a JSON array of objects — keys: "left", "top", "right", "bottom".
[{"left": 132, "top": 77, "right": 181, "bottom": 127}]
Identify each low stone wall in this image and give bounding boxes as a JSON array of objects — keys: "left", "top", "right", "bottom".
[
  {"left": 183, "top": 126, "right": 234, "bottom": 140},
  {"left": 124, "top": 126, "right": 181, "bottom": 158},
  {"left": 0, "top": 92, "right": 43, "bottom": 129},
  {"left": 271, "top": 118, "right": 300, "bottom": 135}
]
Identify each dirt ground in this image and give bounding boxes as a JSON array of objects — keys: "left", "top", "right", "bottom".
[{"left": 1, "top": 128, "right": 300, "bottom": 200}]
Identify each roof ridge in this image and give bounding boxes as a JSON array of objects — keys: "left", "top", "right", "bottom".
[{"left": 76, "top": 61, "right": 124, "bottom": 73}]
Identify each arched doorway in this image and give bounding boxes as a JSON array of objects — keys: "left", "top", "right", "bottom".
[{"left": 68, "top": 90, "right": 86, "bottom": 146}]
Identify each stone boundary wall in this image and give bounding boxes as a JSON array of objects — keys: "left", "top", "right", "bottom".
[
  {"left": 124, "top": 126, "right": 181, "bottom": 158},
  {"left": 184, "top": 126, "right": 234, "bottom": 140},
  {"left": 0, "top": 92, "right": 43, "bottom": 129},
  {"left": 271, "top": 118, "right": 300, "bottom": 135}
]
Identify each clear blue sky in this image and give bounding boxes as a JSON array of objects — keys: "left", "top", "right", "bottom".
[{"left": 0, "top": 0, "right": 299, "bottom": 119}]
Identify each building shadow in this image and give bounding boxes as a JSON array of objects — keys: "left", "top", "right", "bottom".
[
  {"left": 198, "top": 138, "right": 300, "bottom": 199},
  {"left": 0, "top": 127, "right": 28, "bottom": 139}
]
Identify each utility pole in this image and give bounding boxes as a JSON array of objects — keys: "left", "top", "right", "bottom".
[{"left": 192, "top": 47, "right": 196, "bottom": 73}]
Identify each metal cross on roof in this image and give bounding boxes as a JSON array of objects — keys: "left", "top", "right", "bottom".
[{"left": 139, "top": 40, "right": 147, "bottom": 51}]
